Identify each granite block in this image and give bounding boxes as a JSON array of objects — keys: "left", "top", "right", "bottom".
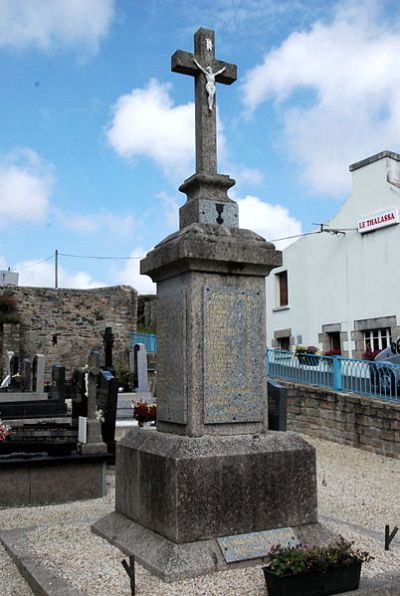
[{"left": 115, "top": 429, "right": 318, "bottom": 543}]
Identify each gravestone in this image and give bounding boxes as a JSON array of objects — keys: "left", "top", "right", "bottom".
[
  {"left": 8, "top": 354, "right": 19, "bottom": 390},
  {"left": 103, "top": 326, "right": 114, "bottom": 370},
  {"left": 79, "top": 350, "right": 107, "bottom": 455},
  {"left": 96, "top": 369, "right": 118, "bottom": 453},
  {"left": 71, "top": 368, "right": 88, "bottom": 420},
  {"left": 20, "top": 358, "right": 31, "bottom": 392},
  {"left": 133, "top": 343, "right": 149, "bottom": 393},
  {"left": 93, "top": 27, "right": 335, "bottom": 581},
  {"left": 51, "top": 363, "right": 66, "bottom": 402},
  {"left": 1, "top": 350, "right": 14, "bottom": 389},
  {"left": 32, "top": 354, "right": 45, "bottom": 393}
]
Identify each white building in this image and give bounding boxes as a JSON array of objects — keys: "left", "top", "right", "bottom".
[
  {"left": 266, "top": 150, "right": 400, "bottom": 359},
  {"left": 0, "top": 269, "right": 19, "bottom": 287}
]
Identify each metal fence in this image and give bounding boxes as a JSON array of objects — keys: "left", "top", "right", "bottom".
[
  {"left": 266, "top": 348, "right": 400, "bottom": 402},
  {"left": 131, "top": 332, "right": 157, "bottom": 353}
]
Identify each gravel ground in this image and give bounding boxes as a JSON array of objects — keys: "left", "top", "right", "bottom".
[{"left": 0, "top": 436, "right": 399, "bottom": 595}]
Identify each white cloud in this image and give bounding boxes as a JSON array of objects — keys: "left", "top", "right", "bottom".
[
  {"left": 61, "top": 211, "right": 135, "bottom": 236},
  {"left": 242, "top": 1, "right": 400, "bottom": 197},
  {"left": 0, "top": 0, "right": 115, "bottom": 55},
  {"left": 114, "top": 248, "right": 156, "bottom": 295},
  {"left": 156, "top": 191, "right": 180, "bottom": 232},
  {"left": 0, "top": 148, "right": 53, "bottom": 225},
  {"left": 237, "top": 195, "right": 302, "bottom": 249},
  {"left": 107, "top": 79, "right": 195, "bottom": 176},
  {"left": 17, "top": 259, "right": 103, "bottom": 289}
]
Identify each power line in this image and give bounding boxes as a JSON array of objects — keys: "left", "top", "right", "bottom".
[
  {"left": 59, "top": 252, "right": 143, "bottom": 260},
  {"left": 269, "top": 224, "right": 357, "bottom": 244},
  {"left": 16, "top": 255, "right": 54, "bottom": 270}
]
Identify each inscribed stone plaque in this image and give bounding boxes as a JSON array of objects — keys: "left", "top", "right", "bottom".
[
  {"left": 217, "top": 528, "right": 299, "bottom": 563},
  {"left": 157, "top": 284, "right": 187, "bottom": 424},
  {"left": 204, "top": 286, "right": 264, "bottom": 423}
]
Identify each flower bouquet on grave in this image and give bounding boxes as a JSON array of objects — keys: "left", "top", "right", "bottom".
[
  {"left": 132, "top": 400, "right": 157, "bottom": 427},
  {"left": 0, "top": 418, "right": 12, "bottom": 441},
  {"left": 262, "top": 538, "right": 372, "bottom": 596}
]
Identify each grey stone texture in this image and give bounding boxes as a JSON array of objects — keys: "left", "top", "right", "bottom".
[
  {"left": 171, "top": 28, "right": 236, "bottom": 176},
  {"left": 0, "top": 285, "right": 137, "bottom": 377},
  {"left": 115, "top": 429, "right": 318, "bottom": 544},
  {"left": 141, "top": 224, "right": 281, "bottom": 437},
  {"left": 32, "top": 354, "right": 45, "bottom": 392},
  {"left": 93, "top": 511, "right": 335, "bottom": 583},
  {"left": 282, "top": 381, "right": 400, "bottom": 459},
  {"left": 79, "top": 350, "right": 107, "bottom": 455},
  {"left": 0, "top": 458, "right": 106, "bottom": 507},
  {"left": 134, "top": 343, "right": 149, "bottom": 392},
  {"left": 178, "top": 174, "right": 238, "bottom": 228}
]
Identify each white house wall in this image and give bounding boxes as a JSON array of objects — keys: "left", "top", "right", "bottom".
[{"left": 266, "top": 152, "right": 400, "bottom": 357}]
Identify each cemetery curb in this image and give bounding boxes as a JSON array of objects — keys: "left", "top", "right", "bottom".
[{"left": 0, "top": 527, "right": 85, "bottom": 596}]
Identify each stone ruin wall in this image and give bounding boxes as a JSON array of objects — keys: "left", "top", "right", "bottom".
[{"left": 0, "top": 285, "right": 137, "bottom": 379}]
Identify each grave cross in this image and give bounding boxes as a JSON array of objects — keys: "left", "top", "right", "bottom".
[{"left": 171, "top": 28, "right": 237, "bottom": 175}]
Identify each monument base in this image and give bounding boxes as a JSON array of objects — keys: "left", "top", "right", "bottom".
[
  {"left": 92, "top": 513, "right": 337, "bottom": 583},
  {"left": 92, "top": 429, "right": 338, "bottom": 581}
]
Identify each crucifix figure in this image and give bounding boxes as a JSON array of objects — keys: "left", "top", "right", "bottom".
[
  {"left": 193, "top": 59, "right": 226, "bottom": 111},
  {"left": 171, "top": 28, "right": 237, "bottom": 175}
]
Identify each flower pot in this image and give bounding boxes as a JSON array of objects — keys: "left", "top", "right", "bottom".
[
  {"left": 263, "top": 561, "right": 362, "bottom": 596},
  {"left": 297, "top": 354, "right": 319, "bottom": 366}
]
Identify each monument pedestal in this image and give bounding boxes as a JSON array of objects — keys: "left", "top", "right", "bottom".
[{"left": 92, "top": 430, "right": 335, "bottom": 582}]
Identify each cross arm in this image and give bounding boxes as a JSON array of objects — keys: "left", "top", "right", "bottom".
[
  {"left": 171, "top": 50, "right": 197, "bottom": 76},
  {"left": 212, "top": 60, "right": 237, "bottom": 85}
]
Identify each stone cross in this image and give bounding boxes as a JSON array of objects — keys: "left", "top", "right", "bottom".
[{"left": 171, "top": 28, "right": 237, "bottom": 175}]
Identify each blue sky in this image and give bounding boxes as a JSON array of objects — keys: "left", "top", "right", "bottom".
[{"left": 1, "top": 0, "right": 400, "bottom": 293}]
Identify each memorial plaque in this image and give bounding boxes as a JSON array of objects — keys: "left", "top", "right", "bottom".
[
  {"left": 204, "top": 286, "right": 265, "bottom": 423},
  {"left": 78, "top": 416, "right": 87, "bottom": 444},
  {"left": 217, "top": 527, "right": 299, "bottom": 563},
  {"left": 157, "top": 283, "right": 187, "bottom": 424}
]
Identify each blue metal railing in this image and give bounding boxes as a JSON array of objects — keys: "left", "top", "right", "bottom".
[
  {"left": 131, "top": 332, "right": 157, "bottom": 353},
  {"left": 266, "top": 348, "right": 400, "bottom": 402}
]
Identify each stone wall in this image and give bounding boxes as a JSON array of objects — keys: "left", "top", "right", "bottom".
[
  {"left": 281, "top": 381, "right": 400, "bottom": 459},
  {"left": 0, "top": 285, "right": 137, "bottom": 378}
]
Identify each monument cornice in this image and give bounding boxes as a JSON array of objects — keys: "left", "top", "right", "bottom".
[{"left": 140, "top": 223, "right": 282, "bottom": 282}]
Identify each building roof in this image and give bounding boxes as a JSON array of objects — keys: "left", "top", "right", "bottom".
[{"left": 349, "top": 150, "right": 400, "bottom": 172}]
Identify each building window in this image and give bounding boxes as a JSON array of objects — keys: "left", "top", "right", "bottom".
[
  {"left": 327, "top": 331, "right": 341, "bottom": 353},
  {"left": 277, "top": 336, "right": 290, "bottom": 351},
  {"left": 276, "top": 271, "right": 288, "bottom": 307},
  {"left": 363, "top": 328, "right": 391, "bottom": 352}
]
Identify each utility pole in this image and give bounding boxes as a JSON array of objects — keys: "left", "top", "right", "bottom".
[{"left": 55, "top": 249, "right": 58, "bottom": 288}]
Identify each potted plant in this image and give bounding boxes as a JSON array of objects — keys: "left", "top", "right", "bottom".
[
  {"left": 132, "top": 400, "right": 157, "bottom": 427},
  {"left": 295, "top": 345, "right": 320, "bottom": 366},
  {"left": 322, "top": 348, "right": 341, "bottom": 366},
  {"left": 262, "top": 538, "right": 372, "bottom": 596}
]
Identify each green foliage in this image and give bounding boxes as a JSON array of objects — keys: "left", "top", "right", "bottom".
[
  {"left": 295, "top": 345, "right": 320, "bottom": 355},
  {"left": 0, "top": 312, "right": 20, "bottom": 324},
  {"left": 0, "top": 294, "right": 17, "bottom": 313},
  {"left": 265, "top": 538, "right": 372, "bottom": 577},
  {"left": 0, "top": 294, "right": 20, "bottom": 324}
]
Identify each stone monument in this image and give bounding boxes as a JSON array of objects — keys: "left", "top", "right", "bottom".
[
  {"left": 78, "top": 349, "right": 107, "bottom": 455},
  {"left": 93, "top": 27, "right": 335, "bottom": 581}
]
